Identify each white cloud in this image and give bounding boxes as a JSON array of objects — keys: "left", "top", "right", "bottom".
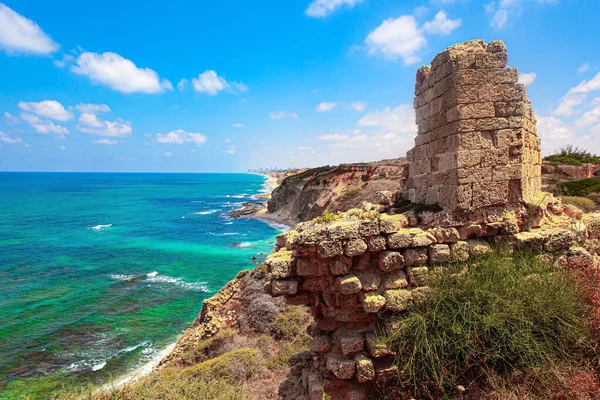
[
  {"left": 155, "top": 129, "right": 208, "bottom": 146},
  {"left": 225, "top": 145, "right": 236, "bottom": 154},
  {"left": 305, "top": 0, "right": 363, "bottom": 18},
  {"left": 269, "top": 111, "right": 299, "bottom": 120},
  {"left": 164, "top": 152, "right": 173, "bottom": 157},
  {"left": 358, "top": 104, "right": 417, "bottom": 134},
  {"left": 518, "top": 72, "right": 537, "bottom": 86},
  {"left": 0, "top": 3, "right": 58, "bottom": 55},
  {"left": 75, "top": 103, "right": 110, "bottom": 114},
  {"left": 350, "top": 102, "right": 367, "bottom": 111},
  {"left": 233, "top": 123, "right": 244, "bottom": 128},
  {"left": 316, "top": 102, "right": 338, "bottom": 112},
  {"left": 298, "top": 146, "right": 312, "bottom": 150},
  {"left": 177, "top": 79, "right": 188, "bottom": 91},
  {"left": 578, "top": 63, "right": 589, "bottom": 73},
  {"left": 60, "top": 146, "right": 66, "bottom": 151},
  {"left": 93, "top": 139, "right": 119, "bottom": 145},
  {"left": 4, "top": 112, "right": 19, "bottom": 125},
  {"left": 77, "top": 114, "right": 132, "bottom": 137},
  {"left": 21, "top": 112, "right": 69, "bottom": 138},
  {"left": 365, "top": 12, "right": 460, "bottom": 64},
  {"left": 0, "top": 130, "right": 26, "bottom": 145},
  {"left": 555, "top": 93, "right": 584, "bottom": 116},
  {"left": 53, "top": 53, "right": 74, "bottom": 68},
  {"left": 571, "top": 71, "right": 600, "bottom": 94},
  {"left": 318, "top": 133, "right": 349, "bottom": 140},
  {"left": 189, "top": 70, "right": 247, "bottom": 95},
  {"left": 71, "top": 52, "right": 172, "bottom": 94},
  {"left": 574, "top": 106, "right": 600, "bottom": 128},
  {"left": 18, "top": 100, "right": 73, "bottom": 121},
  {"left": 486, "top": 0, "right": 558, "bottom": 29},
  {"left": 422, "top": 11, "right": 462, "bottom": 34}
]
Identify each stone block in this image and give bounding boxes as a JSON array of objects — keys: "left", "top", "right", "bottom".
[
  {"left": 383, "top": 270, "right": 409, "bottom": 289},
  {"left": 331, "top": 256, "right": 353, "bottom": 275},
  {"left": 387, "top": 229, "right": 412, "bottom": 249},
  {"left": 358, "top": 219, "right": 380, "bottom": 237},
  {"left": 450, "top": 241, "right": 470, "bottom": 262},
  {"left": 468, "top": 239, "right": 491, "bottom": 257},
  {"left": 344, "top": 239, "right": 368, "bottom": 257},
  {"left": 367, "top": 235, "right": 387, "bottom": 252},
  {"left": 360, "top": 291, "right": 386, "bottom": 313},
  {"left": 340, "top": 334, "right": 365, "bottom": 355},
  {"left": 379, "top": 214, "right": 409, "bottom": 234},
  {"left": 407, "top": 266, "right": 429, "bottom": 285},
  {"left": 355, "top": 354, "right": 376, "bottom": 383},
  {"left": 404, "top": 247, "right": 429, "bottom": 266},
  {"left": 318, "top": 240, "right": 343, "bottom": 259},
  {"left": 326, "top": 356, "right": 356, "bottom": 380},
  {"left": 353, "top": 253, "right": 372, "bottom": 272},
  {"left": 272, "top": 279, "right": 298, "bottom": 296},
  {"left": 365, "top": 333, "right": 395, "bottom": 358},
  {"left": 309, "top": 335, "right": 332, "bottom": 354},
  {"left": 297, "top": 257, "right": 328, "bottom": 277},
  {"left": 302, "top": 277, "right": 334, "bottom": 293},
  {"left": 410, "top": 231, "right": 437, "bottom": 247},
  {"left": 429, "top": 227, "right": 460, "bottom": 243},
  {"left": 328, "top": 220, "right": 360, "bottom": 240},
  {"left": 544, "top": 228, "right": 576, "bottom": 253},
  {"left": 378, "top": 251, "right": 404, "bottom": 271},
  {"left": 429, "top": 244, "right": 451, "bottom": 264},
  {"left": 266, "top": 250, "right": 295, "bottom": 279},
  {"left": 384, "top": 289, "right": 413, "bottom": 312},
  {"left": 336, "top": 274, "right": 363, "bottom": 295}
]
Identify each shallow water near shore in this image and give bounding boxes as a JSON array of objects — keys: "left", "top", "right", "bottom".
[{"left": 0, "top": 172, "right": 280, "bottom": 399}]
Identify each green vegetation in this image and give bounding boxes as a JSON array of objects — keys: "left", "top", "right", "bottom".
[
  {"left": 184, "top": 348, "right": 263, "bottom": 381},
  {"left": 381, "top": 250, "right": 595, "bottom": 397},
  {"left": 558, "top": 178, "right": 600, "bottom": 196},
  {"left": 313, "top": 211, "right": 340, "bottom": 224},
  {"left": 561, "top": 196, "right": 597, "bottom": 212},
  {"left": 544, "top": 145, "right": 599, "bottom": 164},
  {"left": 341, "top": 186, "right": 362, "bottom": 200}
]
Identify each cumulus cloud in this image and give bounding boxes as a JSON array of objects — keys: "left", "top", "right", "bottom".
[
  {"left": 75, "top": 103, "right": 110, "bottom": 114},
  {"left": 233, "top": 123, "right": 244, "bottom": 128},
  {"left": 0, "top": 3, "right": 58, "bottom": 55},
  {"left": 3, "top": 112, "right": 19, "bottom": 125},
  {"left": 365, "top": 11, "right": 461, "bottom": 64},
  {"left": 486, "top": 0, "right": 559, "bottom": 29},
  {"left": 316, "top": 102, "right": 338, "bottom": 112},
  {"left": 518, "top": 72, "right": 537, "bottom": 86},
  {"left": 570, "top": 71, "right": 600, "bottom": 94},
  {"left": 574, "top": 106, "right": 600, "bottom": 128},
  {"left": 21, "top": 112, "right": 69, "bottom": 138},
  {"left": 269, "top": 111, "right": 299, "bottom": 120},
  {"left": 77, "top": 113, "right": 132, "bottom": 137},
  {"left": 188, "top": 70, "right": 248, "bottom": 95},
  {"left": 155, "top": 129, "right": 208, "bottom": 146},
  {"left": 93, "top": 139, "right": 119, "bottom": 145},
  {"left": 305, "top": 0, "right": 363, "bottom": 18},
  {"left": 358, "top": 104, "right": 417, "bottom": 135},
  {"left": 554, "top": 72, "right": 600, "bottom": 116},
  {"left": 422, "top": 11, "right": 462, "bottom": 34},
  {"left": 578, "top": 63, "right": 589, "bottom": 73},
  {"left": 71, "top": 52, "right": 172, "bottom": 94},
  {"left": 350, "top": 102, "right": 367, "bottom": 111},
  {"left": 555, "top": 93, "right": 584, "bottom": 116},
  {"left": 0, "top": 131, "right": 26, "bottom": 145},
  {"left": 318, "top": 133, "right": 349, "bottom": 140},
  {"left": 18, "top": 100, "right": 73, "bottom": 121}
]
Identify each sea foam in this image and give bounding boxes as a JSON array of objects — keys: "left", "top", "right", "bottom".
[{"left": 90, "top": 224, "right": 112, "bottom": 230}]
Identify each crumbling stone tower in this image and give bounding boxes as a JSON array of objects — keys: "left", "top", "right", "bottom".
[{"left": 404, "top": 40, "right": 541, "bottom": 213}]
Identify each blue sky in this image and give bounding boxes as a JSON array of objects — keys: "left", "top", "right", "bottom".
[{"left": 0, "top": 0, "right": 599, "bottom": 172}]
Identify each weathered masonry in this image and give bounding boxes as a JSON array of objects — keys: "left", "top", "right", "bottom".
[{"left": 403, "top": 40, "right": 542, "bottom": 213}]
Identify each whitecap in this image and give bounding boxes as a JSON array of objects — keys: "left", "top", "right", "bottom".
[
  {"left": 146, "top": 271, "right": 158, "bottom": 278},
  {"left": 108, "top": 274, "right": 136, "bottom": 281},
  {"left": 90, "top": 224, "right": 112, "bottom": 230},
  {"left": 194, "top": 210, "right": 218, "bottom": 215},
  {"left": 92, "top": 361, "right": 107, "bottom": 371},
  {"left": 236, "top": 242, "right": 251, "bottom": 248},
  {"left": 146, "top": 275, "right": 209, "bottom": 292}
]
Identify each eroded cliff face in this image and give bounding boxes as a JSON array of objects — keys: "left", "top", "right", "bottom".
[{"left": 266, "top": 159, "right": 407, "bottom": 224}]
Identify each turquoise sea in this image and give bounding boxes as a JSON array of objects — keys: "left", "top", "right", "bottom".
[{"left": 0, "top": 173, "right": 282, "bottom": 399}]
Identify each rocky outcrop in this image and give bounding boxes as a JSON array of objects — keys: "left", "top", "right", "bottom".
[{"left": 266, "top": 159, "right": 407, "bottom": 224}]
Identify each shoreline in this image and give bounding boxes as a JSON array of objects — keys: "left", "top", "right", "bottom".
[{"left": 100, "top": 172, "right": 290, "bottom": 391}]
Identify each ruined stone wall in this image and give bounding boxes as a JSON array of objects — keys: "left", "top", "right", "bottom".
[
  {"left": 404, "top": 40, "right": 541, "bottom": 213},
  {"left": 267, "top": 205, "right": 584, "bottom": 400}
]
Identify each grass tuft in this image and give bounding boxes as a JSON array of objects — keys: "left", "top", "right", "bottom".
[{"left": 381, "top": 250, "right": 594, "bottom": 397}]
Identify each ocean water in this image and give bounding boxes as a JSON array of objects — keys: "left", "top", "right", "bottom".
[{"left": 0, "top": 173, "right": 282, "bottom": 399}]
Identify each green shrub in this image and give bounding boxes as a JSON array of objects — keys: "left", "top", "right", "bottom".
[
  {"left": 544, "top": 145, "right": 599, "bottom": 164},
  {"left": 558, "top": 178, "right": 600, "bottom": 196},
  {"left": 587, "top": 192, "right": 600, "bottom": 205},
  {"left": 184, "top": 348, "right": 263, "bottom": 381},
  {"left": 266, "top": 341, "right": 308, "bottom": 370},
  {"left": 381, "top": 250, "right": 593, "bottom": 396},
  {"left": 314, "top": 178, "right": 321, "bottom": 185},
  {"left": 271, "top": 305, "right": 310, "bottom": 340},
  {"left": 562, "top": 196, "right": 597, "bottom": 212},
  {"left": 341, "top": 186, "right": 362, "bottom": 200},
  {"left": 313, "top": 211, "right": 340, "bottom": 224}
]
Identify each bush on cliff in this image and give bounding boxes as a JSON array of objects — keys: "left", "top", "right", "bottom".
[
  {"left": 381, "top": 250, "right": 595, "bottom": 398},
  {"left": 561, "top": 196, "right": 597, "bottom": 212},
  {"left": 558, "top": 178, "right": 600, "bottom": 196},
  {"left": 544, "top": 145, "right": 599, "bottom": 164}
]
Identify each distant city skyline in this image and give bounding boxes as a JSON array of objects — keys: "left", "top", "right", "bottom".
[{"left": 0, "top": 0, "right": 599, "bottom": 172}]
